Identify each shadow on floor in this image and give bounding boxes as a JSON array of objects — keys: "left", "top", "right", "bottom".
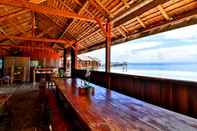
[{"left": 0, "top": 87, "right": 50, "bottom": 131}]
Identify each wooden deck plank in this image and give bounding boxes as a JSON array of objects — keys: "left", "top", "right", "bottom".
[
  {"left": 0, "top": 83, "right": 50, "bottom": 131},
  {"left": 54, "top": 78, "right": 197, "bottom": 131}
]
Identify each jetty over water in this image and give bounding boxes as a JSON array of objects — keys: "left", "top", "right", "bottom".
[{"left": 111, "top": 62, "right": 128, "bottom": 72}]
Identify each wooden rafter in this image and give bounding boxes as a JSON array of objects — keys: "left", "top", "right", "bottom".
[
  {"left": 72, "top": 0, "right": 82, "bottom": 6},
  {"left": 117, "top": 27, "right": 127, "bottom": 38},
  {"left": 120, "top": 25, "right": 128, "bottom": 34},
  {"left": 77, "top": 26, "right": 99, "bottom": 41},
  {"left": 77, "top": 0, "right": 170, "bottom": 46},
  {"left": 0, "top": 0, "right": 97, "bottom": 23},
  {"left": 0, "top": 47, "right": 10, "bottom": 53},
  {"left": 113, "top": 0, "right": 170, "bottom": 27},
  {"left": 1, "top": 6, "right": 27, "bottom": 35},
  {"left": 157, "top": 5, "right": 171, "bottom": 20},
  {"left": 0, "top": 9, "right": 30, "bottom": 22},
  {"left": 80, "top": 8, "right": 197, "bottom": 53},
  {"left": 43, "top": 15, "right": 64, "bottom": 28},
  {"left": 29, "top": 0, "right": 47, "bottom": 4},
  {"left": 0, "top": 27, "right": 17, "bottom": 44},
  {"left": 56, "top": 0, "right": 73, "bottom": 12},
  {"left": 136, "top": 17, "right": 146, "bottom": 28},
  {"left": 95, "top": 18, "right": 107, "bottom": 36},
  {"left": 59, "top": 1, "right": 90, "bottom": 37},
  {"left": 37, "top": 26, "right": 54, "bottom": 37},
  {"left": 70, "top": 0, "right": 94, "bottom": 17},
  {"left": 0, "top": 34, "right": 75, "bottom": 45},
  {"left": 8, "top": 20, "right": 27, "bottom": 34},
  {"left": 89, "top": 0, "right": 111, "bottom": 18},
  {"left": 121, "top": 0, "right": 130, "bottom": 9},
  {"left": 0, "top": 45, "right": 54, "bottom": 50}
]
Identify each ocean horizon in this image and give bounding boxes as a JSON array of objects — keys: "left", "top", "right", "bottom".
[{"left": 98, "top": 63, "right": 197, "bottom": 82}]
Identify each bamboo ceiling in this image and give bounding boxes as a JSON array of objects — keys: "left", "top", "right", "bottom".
[{"left": 0, "top": 0, "right": 197, "bottom": 54}]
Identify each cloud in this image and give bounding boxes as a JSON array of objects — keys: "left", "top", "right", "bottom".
[
  {"left": 80, "top": 24, "right": 197, "bottom": 63},
  {"left": 132, "top": 44, "right": 197, "bottom": 63},
  {"left": 159, "top": 24, "right": 197, "bottom": 40},
  {"left": 111, "top": 41, "right": 161, "bottom": 56}
]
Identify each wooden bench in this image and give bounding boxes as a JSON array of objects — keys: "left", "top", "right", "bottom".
[{"left": 47, "top": 90, "right": 71, "bottom": 131}]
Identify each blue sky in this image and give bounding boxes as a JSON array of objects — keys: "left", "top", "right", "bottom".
[{"left": 79, "top": 24, "right": 197, "bottom": 64}]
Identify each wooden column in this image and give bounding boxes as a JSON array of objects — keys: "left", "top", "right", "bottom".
[
  {"left": 32, "top": 12, "right": 36, "bottom": 37},
  {"left": 105, "top": 21, "right": 112, "bottom": 73},
  {"left": 105, "top": 20, "right": 112, "bottom": 88},
  {"left": 63, "top": 48, "right": 67, "bottom": 72},
  {"left": 71, "top": 46, "right": 78, "bottom": 77}
]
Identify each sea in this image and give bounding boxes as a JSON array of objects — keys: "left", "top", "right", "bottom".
[{"left": 98, "top": 63, "right": 197, "bottom": 82}]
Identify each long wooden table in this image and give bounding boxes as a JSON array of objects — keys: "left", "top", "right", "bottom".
[{"left": 54, "top": 78, "right": 197, "bottom": 131}]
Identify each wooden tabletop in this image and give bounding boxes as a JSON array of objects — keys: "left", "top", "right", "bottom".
[{"left": 54, "top": 78, "right": 197, "bottom": 131}]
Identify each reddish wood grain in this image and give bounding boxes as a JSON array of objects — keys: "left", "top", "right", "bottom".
[
  {"left": 54, "top": 78, "right": 197, "bottom": 131},
  {"left": 74, "top": 70, "right": 197, "bottom": 118}
]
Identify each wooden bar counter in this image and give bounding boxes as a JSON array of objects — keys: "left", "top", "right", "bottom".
[{"left": 54, "top": 78, "right": 197, "bottom": 131}]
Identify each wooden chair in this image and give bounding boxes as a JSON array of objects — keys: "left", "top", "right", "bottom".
[{"left": 1, "top": 75, "right": 11, "bottom": 86}]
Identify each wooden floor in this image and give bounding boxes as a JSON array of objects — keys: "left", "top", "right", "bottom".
[{"left": 0, "top": 83, "right": 50, "bottom": 131}]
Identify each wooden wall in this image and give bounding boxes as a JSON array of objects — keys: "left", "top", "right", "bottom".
[
  {"left": 74, "top": 70, "right": 197, "bottom": 118},
  {"left": 4, "top": 56, "right": 30, "bottom": 82}
]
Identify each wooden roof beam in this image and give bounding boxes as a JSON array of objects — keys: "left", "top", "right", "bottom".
[
  {"left": 0, "top": 45, "right": 54, "bottom": 50},
  {"left": 0, "top": 34, "right": 75, "bottom": 45},
  {"left": 0, "top": 9, "right": 30, "bottom": 22},
  {"left": 37, "top": 26, "right": 54, "bottom": 37},
  {"left": 58, "top": 1, "right": 89, "bottom": 40},
  {"left": 0, "top": 47, "right": 10, "bottom": 53},
  {"left": 80, "top": 8, "right": 197, "bottom": 53},
  {"left": 113, "top": 0, "right": 170, "bottom": 27},
  {"left": 56, "top": 0, "right": 74, "bottom": 12},
  {"left": 8, "top": 20, "right": 27, "bottom": 34},
  {"left": 136, "top": 17, "right": 146, "bottom": 28},
  {"left": 78, "top": 0, "right": 170, "bottom": 45},
  {"left": 89, "top": 0, "right": 111, "bottom": 18},
  {"left": 0, "top": 0, "right": 97, "bottom": 23},
  {"left": 120, "top": 25, "right": 128, "bottom": 34},
  {"left": 73, "top": 0, "right": 83, "bottom": 6},
  {"left": 117, "top": 27, "right": 127, "bottom": 38},
  {"left": 95, "top": 18, "right": 107, "bottom": 36},
  {"left": 0, "top": 27, "right": 17, "bottom": 45},
  {"left": 121, "top": 0, "right": 130, "bottom": 9},
  {"left": 44, "top": 15, "right": 63, "bottom": 28},
  {"left": 2, "top": 6, "right": 28, "bottom": 34},
  {"left": 157, "top": 5, "right": 171, "bottom": 21}
]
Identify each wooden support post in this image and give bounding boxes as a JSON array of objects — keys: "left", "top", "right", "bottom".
[
  {"left": 33, "top": 69, "right": 36, "bottom": 84},
  {"left": 32, "top": 11, "right": 36, "bottom": 37},
  {"left": 105, "top": 21, "right": 112, "bottom": 73},
  {"left": 63, "top": 48, "right": 67, "bottom": 73},
  {"left": 105, "top": 21, "right": 112, "bottom": 89},
  {"left": 71, "top": 46, "right": 78, "bottom": 77}
]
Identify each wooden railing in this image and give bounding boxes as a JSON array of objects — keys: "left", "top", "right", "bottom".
[{"left": 74, "top": 69, "right": 197, "bottom": 118}]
